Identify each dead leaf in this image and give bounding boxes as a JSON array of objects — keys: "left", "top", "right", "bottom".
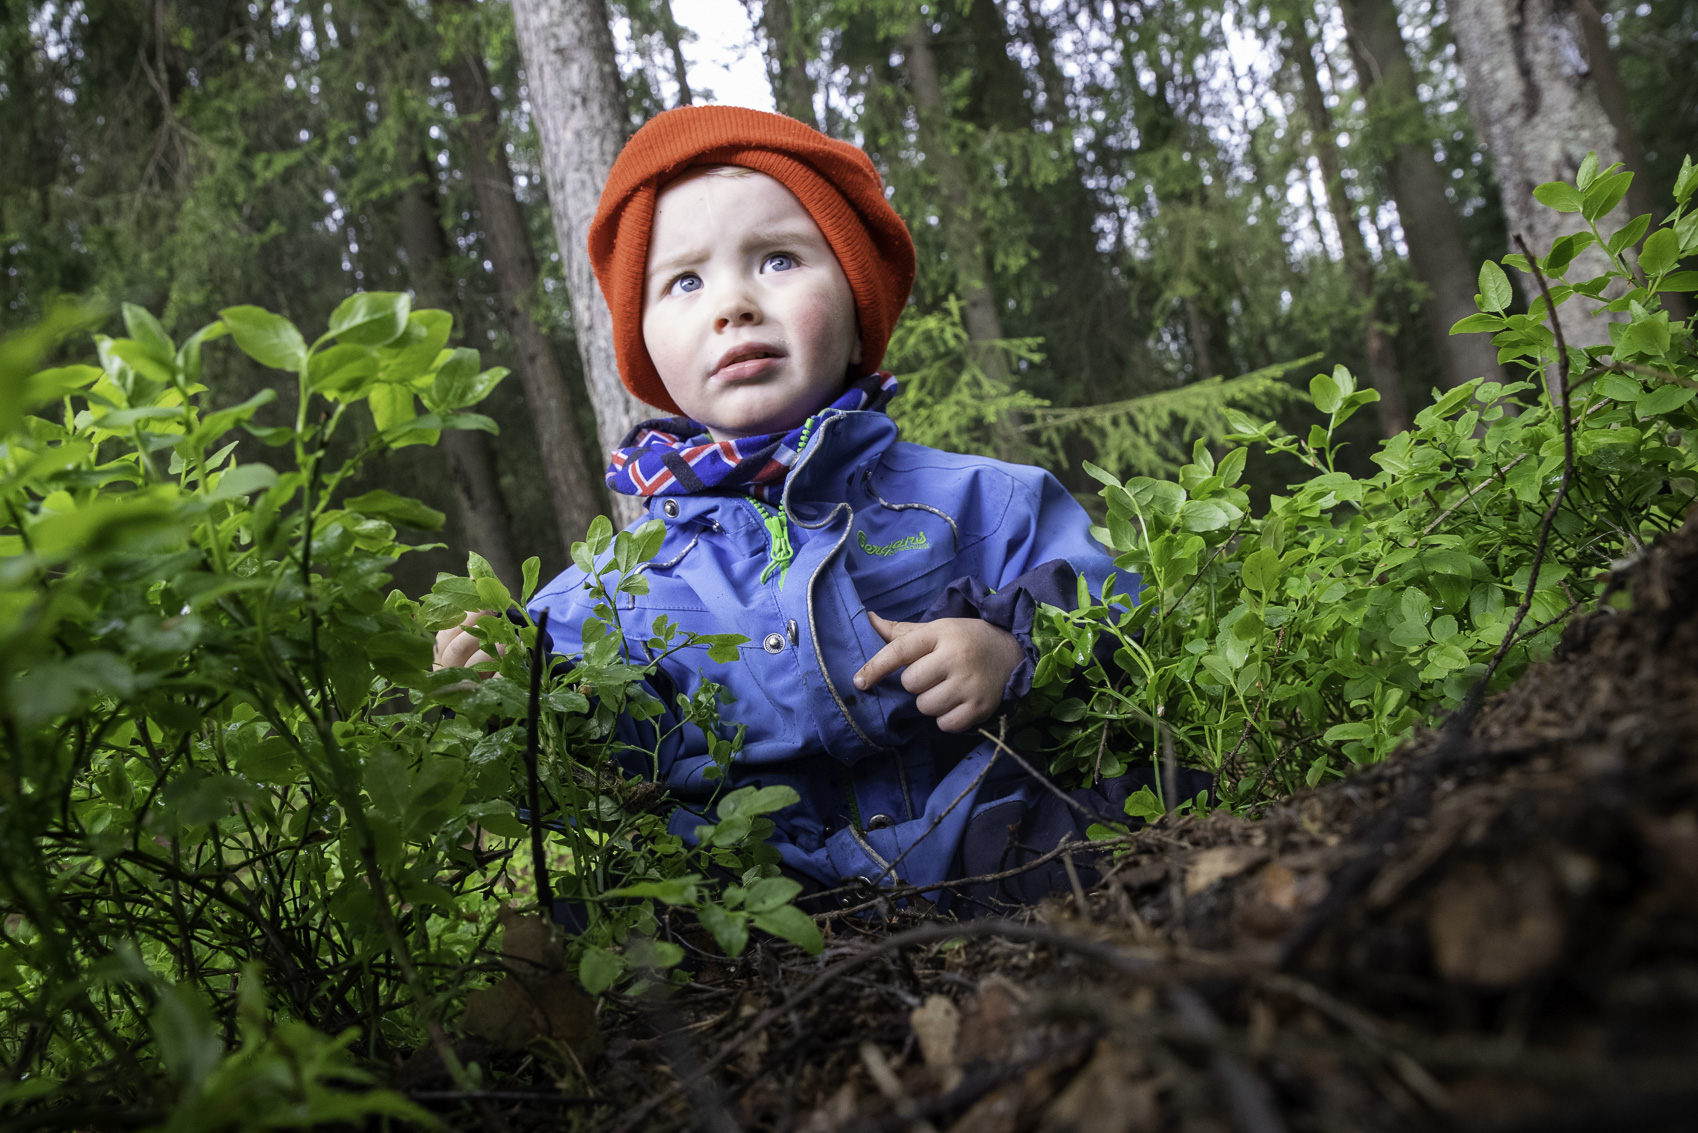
[
  {"left": 1037, "top": 1039, "right": 1159, "bottom": 1133},
  {"left": 459, "top": 908, "right": 603, "bottom": 1059},
  {"left": 910, "top": 994, "right": 961, "bottom": 1076},
  {"left": 1184, "top": 846, "right": 1268, "bottom": 896},
  {"left": 956, "top": 975, "right": 1027, "bottom": 1065},
  {"left": 1427, "top": 863, "right": 1563, "bottom": 988}
]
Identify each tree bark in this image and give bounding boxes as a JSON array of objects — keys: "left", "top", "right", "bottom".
[
  {"left": 1337, "top": 0, "right": 1506, "bottom": 386},
  {"left": 439, "top": 31, "right": 608, "bottom": 550},
  {"left": 900, "top": 15, "right": 1023, "bottom": 460},
  {"left": 397, "top": 158, "right": 524, "bottom": 589},
  {"left": 755, "top": 0, "right": 818, "bottom": 127},
  {"left": 508, "top": 0, "right": 649, "bottom": 529},
  {"left": 1288, "top": 16, "right": 1410, "bottom": 435}
]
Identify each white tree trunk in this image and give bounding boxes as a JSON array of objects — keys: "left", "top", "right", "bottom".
[
  {"left": 510, "top": 0, "right": 649, "bottom": 527},
  {"left": 1448, "top": 0, "right": 1636, "bottom": 350}
]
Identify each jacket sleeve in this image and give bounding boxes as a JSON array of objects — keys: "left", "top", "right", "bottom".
[{"left": 915, "top": 465, "right": 1133, "bottom": 702}]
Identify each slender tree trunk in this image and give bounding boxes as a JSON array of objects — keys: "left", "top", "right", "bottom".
[
  {"left": 508, "top": 0, "right": 648, "bottom": 528},
  {"left": 658, "top": 0, "right": 693, "bottom": 106},
  {"left": 439, "top": 32, "right": 608, "bottom": 549},
  {"left": 755, "top": 0, "right": 818, "bottom": 127},
  {"left": 397, "top": 158, "right": 525, "bottom": 588},
  {"left": 1289, "top": 17, "right": 1410, "bottom": 435},
  {"left": 1336, "top": 0, "right": 1506, "bottom": 387},
  {"left": 901, "top": 15, "right": 1023, "bottom": 460}
]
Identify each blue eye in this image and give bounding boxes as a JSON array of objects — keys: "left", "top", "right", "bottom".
[
  {"left": 763, "top": 254, "right": 796, "bottom": 272},
  {"left": 669, "top": 273, "right": 702, "bottom": 296}
]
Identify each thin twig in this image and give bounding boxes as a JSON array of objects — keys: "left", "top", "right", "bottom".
[
  {"left": 1477, "top": 237, "right": 1578, "bottom": 700},
  {"left": 524, "top": 610, "right": 552, "bottom": 911},
  {"left": 976, "top": 727, "right": 1121, "bottom": 827},
  {"left": 812, "top": 832, "right": 1142, "bottom": 920}
]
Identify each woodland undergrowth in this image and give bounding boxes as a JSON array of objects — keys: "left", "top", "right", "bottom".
[{"left": 0, "top": 155, "right": 1693, "bottom": 1130}]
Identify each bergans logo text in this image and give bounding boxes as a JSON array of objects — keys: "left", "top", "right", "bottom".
[{"left": 857, "top": 530, "right": 929, "bottom": 557}]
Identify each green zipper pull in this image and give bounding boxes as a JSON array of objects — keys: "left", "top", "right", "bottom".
[{"left": 758, "top": 505, "right": 794, "bottom": 584}]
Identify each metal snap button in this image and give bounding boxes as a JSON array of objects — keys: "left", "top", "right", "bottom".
[
  {"left": 662, "top": 499, "right": 680, "bottom": 518},
  {"left": 763, "top": 632, "right": 785, "bottom": 653},
  {"left": 866, "top": 813, "right": 895, "bottom": 830}
]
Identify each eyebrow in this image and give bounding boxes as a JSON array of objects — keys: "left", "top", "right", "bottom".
[{"left": 647, "top": 224, "right": 825, "bottom": 282}]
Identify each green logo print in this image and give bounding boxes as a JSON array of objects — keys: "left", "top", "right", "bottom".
[{"left": 857, "top": 529, "right": 929, "bottom": 557}]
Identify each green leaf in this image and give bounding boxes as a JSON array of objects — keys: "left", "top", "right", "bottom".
[
  {"left": 698, "top": 904, "right": 750, "bottom": 957},
  {"left": 1576, "top": 152, "right": 1601, "bottom": 191},
  {"left": 219, "top": 306, "right": 307, "bottom": 371},
  {"left": 342, "top": 489, "right": 446, "bottom": 531},
  {"left": 1582, "top": 170, "right": 1633, "bottom": 222},
  {"left": 1177, "top": 498, "right": 1240, "bottom": 532},
  {"left": 1636, "top": 384, "right": 1696, "bottom": 419},
  {"left": 1532, "top": 181, "right": 1584, "bottom": 213},
  {"left": 369, "top": 383, "right": 416, "bottom": 432},
  {"left": 1241, "top": 547, "right": 1280, "bottom": 595},
  {"left": 579, "top": 947, "right": 625, "bottom": 995},
  {"left": 1640, "top": 228, "right": 1681, "bottom": 278},
  {"left": 1594, "top": 372, "right": 1643, "bottom": 401},
  {"left": 1659, "top": 271, "right": 1698, "bottom": 293},
  {"left": 1450, "top": 313, "right": 1506, "bottom": 335},
  {"left": 1606, "top": 214, "right": 1652, "bottom": 256},
  {"left": 328, "top": 292, "right": 411, "bottom": 347},
  {"left": 1310, "top": 371, "right": 1342, "bottom": 413},
  {"left": 122, "top": 303, "right": 175, "bottom": 363},
  {"left": 1478, "top": 260, "right": 1513, "bottom": 314},
  {"left": 1675, "top": 154, "right": 1698, "bottom": 204},
  {"left": 751, "top": 905, "right": 823, "bottom": 953},
  {"left": 1123, "top": 786, "right": 1165, "bottom": 821},
  {"left": 1323, "top": 722, "right": 1373, "bottom": 743}
]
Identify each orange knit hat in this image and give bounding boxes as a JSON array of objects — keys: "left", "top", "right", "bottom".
[{"left": 589, "top": 105, "right": 916, "bottom": 414}]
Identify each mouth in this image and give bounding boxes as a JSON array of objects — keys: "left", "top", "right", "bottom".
[{"left": 711, "top": 343, "right": 785, "bottom": 379}]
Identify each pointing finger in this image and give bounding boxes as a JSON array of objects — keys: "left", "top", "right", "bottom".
[
  {"left": 853, "top": 624, "right": 937, "bottom": 690},
  {"left": 866, "top": 610, "right": 920, "bottom": 644}
]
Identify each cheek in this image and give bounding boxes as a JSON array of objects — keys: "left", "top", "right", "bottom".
[
  {"left": 642, "top": 312, "right": 689, "bottom": 376},
  {"left": 788, "top": 283, "right": 858, "bottom": 359}
]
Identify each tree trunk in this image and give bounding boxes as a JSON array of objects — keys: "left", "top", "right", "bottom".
[
  {"left": 756, "top": 0, "right": 818, "bottom": 127},
  {"left": 508, "top": 0, "right": 649, "bottom": 529},
  {"left": 1288, "top": 16, "right": 1410, "bottom": 435},
  {"left": 658, "top": 0, "right": 694, "bottom": 106},
  {"left": 900, "top": 15, "right": 1023, "bottom": 460},
  {"left": 439, "top": 29, "right": 609, "bottom": 550},
  {"left": 1447, "top": 0, "right": 1644, "bottom": 351},
  {"left": 1337, "top": 0, "right": 1506, "bottom": 387},
  {"left": 397, "top": 158, "right": 525, "bottom": 589}
]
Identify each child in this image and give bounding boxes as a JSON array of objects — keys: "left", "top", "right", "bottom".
[{"left": 437, "top": 107, "right": 1196, "bottom": 915}]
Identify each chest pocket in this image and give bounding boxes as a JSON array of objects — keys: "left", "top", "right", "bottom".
[{"left": 848, "top": 513, "right": 963, "bottom": 621}]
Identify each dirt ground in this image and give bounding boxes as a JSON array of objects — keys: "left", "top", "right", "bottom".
[{"left": 414, "top": 512, "right": 1698, "bottom": 1133}]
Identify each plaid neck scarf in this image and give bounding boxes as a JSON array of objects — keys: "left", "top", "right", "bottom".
[{"left": 606, "top": 373, "right": 897, "bottom": 504}]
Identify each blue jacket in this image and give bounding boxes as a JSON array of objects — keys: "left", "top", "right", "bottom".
[{"left": 528, "top": 407, "right": 1131, "bottom": 904}]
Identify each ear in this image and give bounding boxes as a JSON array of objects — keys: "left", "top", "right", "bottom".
[{"left": 849, "top": 332, "right": 864, "bottom": 366}]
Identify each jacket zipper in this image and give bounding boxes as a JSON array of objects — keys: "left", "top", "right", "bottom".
[
  {"left": 746, "top": 413, "right": 826, "bottom": 585},
  {"left": 748, "top": 498, "right": 794, "bottom": 584}
]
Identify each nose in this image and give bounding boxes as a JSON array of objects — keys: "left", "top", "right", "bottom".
[{"left": 713, "top": 284, "right": 762, "bottom": 332}]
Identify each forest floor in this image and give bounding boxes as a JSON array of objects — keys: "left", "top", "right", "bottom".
[{"left": 410, "top": 512, "right": 1698, "bottom": 1133}]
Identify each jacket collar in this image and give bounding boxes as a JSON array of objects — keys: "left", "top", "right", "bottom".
[{"left": 642, "top": 409, "right": 899, "bottom": 525}]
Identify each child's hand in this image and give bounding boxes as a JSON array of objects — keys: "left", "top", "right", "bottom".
[
  {"left": 853, "top": 612, "right": 1023, "bottom": 733},
  {"left": 433, "top": 611, "right": 503, "bottom": 672}
]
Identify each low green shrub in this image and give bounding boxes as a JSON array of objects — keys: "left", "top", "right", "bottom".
[
  {"left": 0, "top": 294, "right": 813, "bottom": 1129},
  {"left": 1023, "top": 154, "right": 1698, "bottom": 815}
]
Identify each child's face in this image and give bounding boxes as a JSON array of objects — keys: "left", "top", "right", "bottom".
[{"left": 642, "top": 169, "right": 862, "bottom": 440}]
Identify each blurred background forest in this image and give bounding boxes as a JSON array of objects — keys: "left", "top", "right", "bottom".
[{"left": 2, "top": 0, "right": 1692, "bottom": 593}]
